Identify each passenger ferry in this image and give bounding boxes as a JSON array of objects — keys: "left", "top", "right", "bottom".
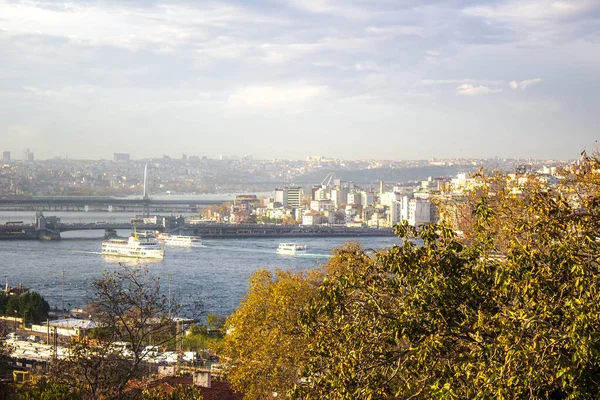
[
  {"left": 277, "top": 243, "right": 307, "bottom": 255},
  {"left": 164, "top": 235, "right": 203, "bottom": 247},
  {"left": 101, "top": 230, "right": 165, "bottom": 259}
]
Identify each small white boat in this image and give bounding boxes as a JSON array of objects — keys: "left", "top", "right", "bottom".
[
  {"left": 277, "top": 243, "right": 307, "bottom": 255},
  {"left": 101, "top": 230, "right": 164, "bottom": 259},
  {"left": 164, "top": 235, "right": 203, "bottom": 247},
  {"left": 155, "top": 232, "right": 170, "bottom": 241}
]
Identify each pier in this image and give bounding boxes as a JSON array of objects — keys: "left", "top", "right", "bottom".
[{"left": 0, "top": 214, "right": 394, "bottom": 240}]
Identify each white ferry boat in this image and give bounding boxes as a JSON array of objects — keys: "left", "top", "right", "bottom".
[
  {"left": 101, "top": 230, "right": 165, "bottom": 259},
  {"left": 277, "top": 243, "right": 307, "bottom": 255},
  {"left": 164, "top": 235, "right": 203, "bottom": 247}
]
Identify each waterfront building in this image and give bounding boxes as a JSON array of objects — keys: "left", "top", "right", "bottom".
[
  {"left": 234, "top": 194, "right": 259, "bottom": 212},
  {"left": 302, "top": 212, "right": 322, "bottom": 226},
  {"left": 407, "top": 198, "right": 431, "bottom": 226},
  {"left": 274, "top": 186, "right": 304, "bottom": 208}
]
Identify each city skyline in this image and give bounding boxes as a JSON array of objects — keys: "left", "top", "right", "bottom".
[
  {"left": 0, "top": 148, "right": 579, "bottom": 162},
  {"left": 1, "top": 0, "right": 599, "bottom": 160}
]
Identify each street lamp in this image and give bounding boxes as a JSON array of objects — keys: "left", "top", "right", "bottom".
[
  {"left": 61, "top": 269, "right": 65, "bottom": 311},
  {"left": 168, "top": 275, "right": 172, "bottom": 319}
]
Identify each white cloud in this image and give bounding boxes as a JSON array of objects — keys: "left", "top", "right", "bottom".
[
  {"left": 289, "top": 0, "right": 377, "bottom": 19},
  {"left": 365, "top": 25, "right": 427, "bottom": 37},
  {"left": 0, "top": 1, "right": 284, "bottom": 52},
  {"left": 227, "top": 83, "right": 328, "bottom": 109},
  {"left": 509, "top": 78, "right": 543, "bottom": 90},
  {"left": 256, "top": 37, "right": 371, "bottom": 64},
  {"left": 456, "top": 84, "right": 501, "bottom": 96},
  {"left": 8, "top": 125, "right": 34, "bottom": 139},
  {"left": 464, "top": 1, "right": 598, "bottom": 24},
  {"left": 418, "top": 79, "right": 475, "bottom": 86},
  {"left": 23, "top": 85, "right": 99, "bottom": 100},
  {"left": 354, "top": 61, "right": 380, "bottom": 71},
  {"left": 463, "top": 0, "right": 600, "bottom": 43}
]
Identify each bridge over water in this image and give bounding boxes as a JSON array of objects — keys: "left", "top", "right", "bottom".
[
  {"left": 0, "top": 214, "right": 394, "bottom": 240},
  {"left": 0, "top": 196, "right": 229, "bottom": 213}
]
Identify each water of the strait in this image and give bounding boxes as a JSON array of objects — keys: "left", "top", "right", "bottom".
[{"left": 0, "top": 211, "right": 400, "bottom": 317}]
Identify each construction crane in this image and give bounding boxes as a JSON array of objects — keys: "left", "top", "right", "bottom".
[{"left": 320, "top": 172, "right": 336, "bottom": 187}]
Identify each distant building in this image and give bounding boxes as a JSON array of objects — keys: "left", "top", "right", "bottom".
[
  {"left": 27, "top": 152, "right": 35, "bottom": 162},
  {"left": 114, "top": 153, "right": 131, "bottom": 162},
  {"left": 407, "top": 198, "right": 431, "bottom": 226},
  {"left": 302, "top": 213, "right": 322, "bottom": 226},
  {"left": 285, "top": 187, "right": 303, "bottom": 208},
  {"left": 274, "top": 187, "right": 304, "bottom": 208},
  {"left": 2, "top": 151, "right": 10, "bottom": 163},
  {"left": 234, "top": 194, "right": 259, "bottom": 212}
]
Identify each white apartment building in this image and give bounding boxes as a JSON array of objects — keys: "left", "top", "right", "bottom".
[
  {"left": 384, "top": 192, "right": 431, "bottom": 227},
  {"left": 331, "top": 188, "right": 348, "bottom": 207},
  {"left": 408, "top": 198, "right": 431, "bottom": 226}
]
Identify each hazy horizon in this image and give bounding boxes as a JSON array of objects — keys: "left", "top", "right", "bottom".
[{"left": 1, "top": 0, "right": 599, "bottom": 160}]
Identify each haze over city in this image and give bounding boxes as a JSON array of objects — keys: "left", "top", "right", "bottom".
[{"left": 1, "top": 0, "right": 599, "bottom": 160}]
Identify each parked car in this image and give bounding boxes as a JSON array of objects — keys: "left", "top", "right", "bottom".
[{"left": 27, "top": 335, "right": 39, "bottom": 342}]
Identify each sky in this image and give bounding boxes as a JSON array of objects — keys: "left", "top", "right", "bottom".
[{"left": 0, "top": 0, "right": 599, "bottom": 160}]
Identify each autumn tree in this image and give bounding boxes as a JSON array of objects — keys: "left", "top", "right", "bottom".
[
  {"left": 222, "top": 153, "right": 600, "bottom": 399},
  {"left": 219, "top": 269, "right": 319, "bottom": 399},
  {"left": 51, "top": 265, "right": 186, "bottom": 399},
  {"left": 293, "top": 157, "right": 600, "bottom": 399}
]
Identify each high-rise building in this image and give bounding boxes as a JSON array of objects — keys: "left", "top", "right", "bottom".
[
  {"left": 114, "top": 153, "right": 131, "bottom": 162},
  {"left": 28, "top": 152, "right": 35, "bottom": 162},
  {"left": 274, "top": 187, "right": 304, "bottom": 208},
  {"left": 2, "top": 151, "right": 10, "bottom": 163},
  {"left": 285, "top": 187, "right": 303, "bottom": 208}
]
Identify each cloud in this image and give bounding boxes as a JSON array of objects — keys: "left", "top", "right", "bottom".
[
  {"left": 463, "top": 0, "right": 600, "bottom": 43},
  {"left": 8, "top": 125, "right": 34, "bottom": 139},
  {"left": 463, "top": 1, "right": 598, "bottom": 24},
  {"left": 417, "top": 79, "right": 506, "bottom": 87},
  {"left": 509, "top": 78, "right": 543, "bottom": 90},
  {"left": 418, "top": 79, "right": 474, "bottom": 86},
  {"left": 0, "top": 1, "right": 285, "bottom": 52},
  {"left": 288, "top": 0, "right": 378, "bottom": 19},
  {"left": 23, "top": 85, "right": 99, "bottom": 99},
  {"left": 366, "top": 25, "right": 427, "bottom": 37},
  {"left": 456, "top": 84, "right": 501, "bottom": 96},
  {"left": 227, "top": 83, "right": 328, "bottom": 109}
]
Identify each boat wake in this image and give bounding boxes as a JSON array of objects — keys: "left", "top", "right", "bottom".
[{"left": 279, "top": 252, "right": 331, "bottom": 258}]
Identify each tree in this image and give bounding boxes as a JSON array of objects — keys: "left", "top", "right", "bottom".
[
  {"left": 293, "top": 159, "right": 600, "bottom": 399},
  {"left": 206, "top": 314, "right": 226, "bottom": 331},
  {"left": 52, "top": 265, "right": 187, "bottom": 399},
  {"left": 140, "top": 384, "right": 203, "bottom": 400},
  {"left": 0, "top": 323, "right": 17, "bottom": 400},
  {"left": 222, "top": 154, "right": 600, "bottom": 399},
  {"left": 1, "top": 291, "right": 50, "bottom": 324},
  {"left": 219, "top": 269, "right": 320, "bottom": 399}
]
